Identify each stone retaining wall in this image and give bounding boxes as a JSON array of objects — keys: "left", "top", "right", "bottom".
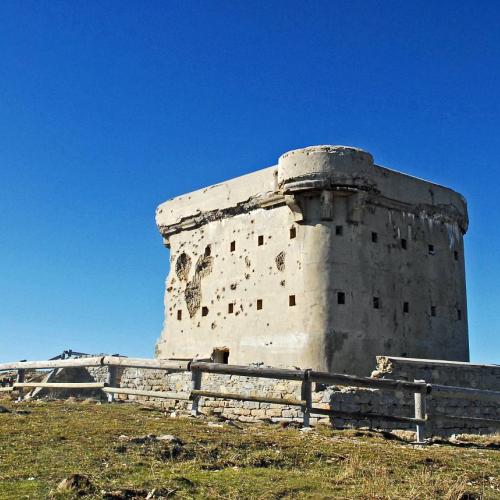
[{"left": 85, "top": 356, "right": 500, "bottom": 437}]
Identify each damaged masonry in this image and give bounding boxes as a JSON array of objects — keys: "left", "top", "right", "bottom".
[{"left": 155, "top": 145, "right": 469, "bottom": 376}]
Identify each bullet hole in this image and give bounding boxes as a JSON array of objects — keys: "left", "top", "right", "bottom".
[
  {"left": 280, "top": 280, "right": 286, "bottom": 287},
  {"left": 275, "top": 251, "right": 285, "bottom": 272},
  {"left": 335, "top": 225, "right": 343, "bottom": 236},
  {"left": 177, "top": 310, "right": 182, "bottom": 320},
  {"left": 211, "top": 322, "right": 217, "bottom": 330},
  {"left": 245, "top": 256, "right": 251, "bottom": 268},
  {"left": 373, "top": 297, "right": 380, "bottom": 309},
  {"left": 290, "top": 226, "right": 296, "bottom": 239},
  {"left": 202, "top": 306, "right": 209, "bottom": 317},
  {"left": 401, "top": 238, "right": 407, "bottom": 250},
  {"left": 257, "top": 299, "right": 263, "bottom": 310},
  {"left": 403, "top": 302, "right": 409, "bottom": 313},
  {"left": 230, "top": 283, "right": 237, "bottom": 290},
  {"left": 230, "top": 241, "right": 236, "bottom": 252},
  {"left": 337, "top": 292, "right": 345, "bottom": 305},
  {"left": 457, "top": 309, "right": 462, "bottom": 320},
  {"left": 428, "top": 244, "right": 435, "bottom": 255},
  {"left": 228, "top": 303, "right": 234, "bottom": 314},
  {"left": 245, "top": 273, "right": 250, "bottom": 280},
  {"left": 431, "top": 306, "right": 436, "bottom": 317},
  {"left": 258, "top": 235, "right": 264, "bottom": 246},
  {"left": 175, "top": 252, "right": 192, "bottom": 281},
  {"left": 371, "top": 232, "right": 378, "bottom": 243},
  {"left": 289, "top": 295, "right": 296, "bottom": 306}
]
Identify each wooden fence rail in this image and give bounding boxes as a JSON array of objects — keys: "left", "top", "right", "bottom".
[{"left": 1, "top": 355, "right": 499, "bottom": 443}]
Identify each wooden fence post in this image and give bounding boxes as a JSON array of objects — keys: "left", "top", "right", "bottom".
[
  {"left": 190, "top": 368, "right": 202, "bottom": 417},
  {"left": 414, "top": 379, "right": 427, "bottom": 444},
  {"left": 106, "top": 366, "right": 118, "bottom": 403},
  {"left": 301, "top": 369, "right": 312, "bottom": 428},
  {"left": 16, "top": 368, "right": 25, "bottom": 402}
]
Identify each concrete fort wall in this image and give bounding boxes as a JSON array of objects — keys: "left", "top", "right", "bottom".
[
  {"left": 155, "top": 145, "right": 469, "bottom": 376},
  {"left": 86, "top": 356, "right": 500, "bottom": 437}
]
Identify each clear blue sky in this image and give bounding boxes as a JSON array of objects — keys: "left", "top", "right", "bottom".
[{"left": 1, "top": 1, "right": 499, "bottom": 364}]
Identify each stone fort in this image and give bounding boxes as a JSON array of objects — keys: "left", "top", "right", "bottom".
[{"left": 155, "top": 145, "right": 469, "bottom": 376}]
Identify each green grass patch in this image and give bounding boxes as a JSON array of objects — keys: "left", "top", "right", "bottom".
[{"left": 0, "top": 400, "right": 498, "bottom": 498}]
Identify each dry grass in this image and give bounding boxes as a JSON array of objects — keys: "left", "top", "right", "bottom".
[{"left": 0, "top": 399, "right": 499, "bottom": 499}]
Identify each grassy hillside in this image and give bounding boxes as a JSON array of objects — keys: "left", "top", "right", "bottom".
[{"left": 0, "top": 399, "right": 498, "bottom": 499}]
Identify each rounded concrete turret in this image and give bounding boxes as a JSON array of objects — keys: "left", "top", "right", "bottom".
[{"left": 278, "top": 145, "right": 374, "bottom": 193}]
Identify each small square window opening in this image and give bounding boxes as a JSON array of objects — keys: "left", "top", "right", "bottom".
[
  {"left": 258, "top": 235, "right": 264, "bottom": 246},
  {"left": 290, "top": 227, "right": 296, "bottom": 239},
  {"left": 457, "top": 309, "right": 462, "bottom": 321},
  {"left": 230, "top": 241, "right": 236, "bottom": 252},
  {"left": 431, "top": 306, "right": 436, "bottom": 317},
  {"left": 289, "top": 295, "right": 296, "bottom": 307},
  {"left": 454, "top": 251, "right": 459, "bottom": 261},
  {"left": 177, "top": 310, "right": 182, "bottom": 320},
  {"left": 228, "top": 303, "right": 234, "bottom": 314},
  {"left": 337, "top": 292, "right": 345, "bottom": 305},
  {"left": 428, "top": 244, "right": 435, "bottom": 255},
  {"left": 403, "top": 302, "right": 409, "bottom": 313},
  {"left": 202, "top": 306, "right": 209, "bottom": 317},
  {"left": 371, "top": 232, "right": 378, "bottom": 243},
  {"left": 213, "top": 349, "right": 229, "bottom": 364},
  {"left": 373, "top": 297, "right": 380, "bottom": 309},
  {"left": 335, "top": 225, "right": 343, "bottom": 236},
  {"left": 256, "top": 299, "right": 263, "bottom": 310},
  {"left": 401, "top": 238, "right": 407, "bottom": 250}
]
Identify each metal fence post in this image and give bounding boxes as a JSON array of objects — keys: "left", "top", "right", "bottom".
[
  {"left": 301, "top": 369, "right": 312, "bottom": 428},
  {"left": 414, "top": 379, "right": 427, "bottom": 444},
  {"left": 190, "top": 368, "right": 202, "bottom": 417},
  {"left": 16, "top": 368, "right": 25, "bottom": 402}
]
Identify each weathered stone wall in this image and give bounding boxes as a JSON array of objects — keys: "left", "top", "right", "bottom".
[{"left": 83, "top": 356, "right": 500, "bottom": 437}]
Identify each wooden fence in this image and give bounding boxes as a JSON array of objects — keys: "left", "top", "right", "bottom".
[{"left": 1, "top": 356, "right": 499, "bottom": 444}]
